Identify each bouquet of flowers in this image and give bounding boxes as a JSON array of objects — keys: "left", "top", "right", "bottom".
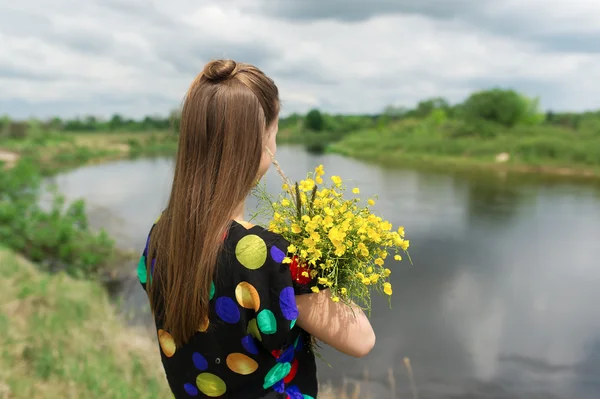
[{"left": 254, "top": 153, "right": 411, "bottom": 313}]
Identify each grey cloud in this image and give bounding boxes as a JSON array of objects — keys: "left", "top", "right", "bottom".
[{"left": 245, "top": 0, "right": 482, "bottom": 22}]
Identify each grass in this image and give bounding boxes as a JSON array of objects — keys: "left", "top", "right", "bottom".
[
  {"left": 0, "top": 246, "right": 172, "bottom": 399},
  {"left": 328, "top": 119, "right": 600, "bottom": 178}
]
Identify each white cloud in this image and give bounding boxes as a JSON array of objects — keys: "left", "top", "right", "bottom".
[{"left": 1, "top": 0, "right": 599, "bottom": 118}]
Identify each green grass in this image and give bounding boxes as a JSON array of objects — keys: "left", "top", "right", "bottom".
[
  {"left": 327, "top": 119, "right": 600, "bottom": 177},
  {"left": 0, "top": 246, "right": 172, "bottom": 399}
]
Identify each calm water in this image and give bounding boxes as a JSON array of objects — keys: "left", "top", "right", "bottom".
[{"left": 49, "top": 146, "right": 600, "bottom": 399}]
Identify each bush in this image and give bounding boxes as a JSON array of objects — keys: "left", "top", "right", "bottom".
[
  {"left": 461, "top": 89, "right": 542, "bottom": 127},
  {"left": 0, "top": 159, "right": 115, "bottom": 278},
  {"left": 8, "top": 122, "right": 28, "bottom": 139},
  {"left": 305, "top": 109, "right": 324, "bottom": 131}
]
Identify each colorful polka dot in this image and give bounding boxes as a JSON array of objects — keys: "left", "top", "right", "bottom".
[
  {"left": 270, "top": 245, "right": 286, "bottom": 263},
  {"left": 235, "top": 235, "right": 267, "bottom": 270},
  {"left": 290, "top": 319, "right": 296, "bottom": 329},
  {"left": 192, "top": 352, "right": 208, "bottom": 371},
  {"left": 226, "top": 353, "right": 259, "bottom": 375},
  {"left": 235, "top": 282, "right": 261, "bottom": 311},
  {"left": 257, "top": 309, "right": 277, "bottom": 335},
  {"left": 137, "top": 255, "right": 147, "bottom": 284},
  {"left": 198, "top": 317, "right": 209, "bottom": 333},
  {"left": 247, "top": 319, "right": 262, "bottom": 341},
  {"left": 215, "top": 297, "right": 240, "bottom": 324},
  {"left": 209, "top": 281, "right": 215, "bottom": 300},
  {"left": 303, "top": 395, "right": 316, "bottom": 399},
  {"left": 284, "top": 359, "right": 299, "bottom": 383},
  {"left": 241, "top": 334, "right": 260, "bottom": 355},
  {"left": 272, "top": 380, "right": 285, "bottom": 393},
  {"left": 183, "top": 383, "right": 198, "bottom": 396},
  {"left": 285, "top": 385, "right": 303, "bottom": 399},
  {"left": 263, "top": 362, "right": 292, "bottom": 389},
  {"left": 158, "top": 329, "right": 176, "bottom": 357},
  {"left": 279, "top": 286, "right": 299, "bottom": 320},
  {"left": 196, "top": 373, "right": 227, "bottom": 397}
]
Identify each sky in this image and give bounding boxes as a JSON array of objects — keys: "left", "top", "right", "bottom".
[{"left": 2, "top": 0, "right": 600, "bottom": 119}]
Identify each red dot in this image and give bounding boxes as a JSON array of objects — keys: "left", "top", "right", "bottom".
[{"left": 284, "top": 359, "right": 298, "bottom": 384}]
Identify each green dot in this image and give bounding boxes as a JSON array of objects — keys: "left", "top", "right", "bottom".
[
  {"left": 137, "top": 255, "right": 147, "bottom": 284},
  {"left": 263, "top": 362, "right": 291, "bottom": 389},
  {"left": 257, "top": 309, "right": 277, "bottom": 335},
  {"left": 303, "top": 396, "right": 316, "bottom": 399},
  {"left": 209, "top": 281, "right": 215, "bottom": 300},
  {"left": 290, "top": 319, "right": 296, "bottom": 329}
]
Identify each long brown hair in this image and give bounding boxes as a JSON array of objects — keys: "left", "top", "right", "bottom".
[{"left": 146, "top": 59, "right": 280, "bottom": 346}]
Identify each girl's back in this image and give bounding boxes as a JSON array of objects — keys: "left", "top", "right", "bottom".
[{"left": 139, "top": 219, "right": 317, "bottom": 398}]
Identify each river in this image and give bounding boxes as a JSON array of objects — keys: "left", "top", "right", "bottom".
[{"left": 49, "top": 146, "right": 600, "bottom": 399}]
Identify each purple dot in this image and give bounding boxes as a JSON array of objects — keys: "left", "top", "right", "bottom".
[
  {"left": 285, "top": 385, "right": 303, "bottom": 399},
  {"left": 278, "top": 345, "right": 295, "bottom": 364},
  {"left": 192, "top": 352, "right": 208, "bottom": 371},
  {"left": 215, "top": 297, "right": 240, "bottom": 324},
  {"left": 279, "top": 286, "right": 299, "bottom": 321},
  {"left": 184, "top": 383, "right": 198, "bottom": 396},
  {"left": 241, "top": 334, "right": 259, "bottom": 355},
  {"left": 270, "top": 246, "right": 286, "bottom": 263},
  {"left": 272, "top": 380, "right": 285, "bottom": 393}
]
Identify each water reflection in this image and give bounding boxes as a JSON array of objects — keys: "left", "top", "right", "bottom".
[{"left": 50, "top": 146, "right": 600, "bottom": 398}]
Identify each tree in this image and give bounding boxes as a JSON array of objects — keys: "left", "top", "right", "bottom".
[
  {"left": 461, "top": 89, "right": 541, "bottom": 127},
  {"left": 304, "top": 109, "right": 324, "bottom": 131}
]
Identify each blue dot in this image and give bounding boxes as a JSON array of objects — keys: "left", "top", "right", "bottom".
[
  {"left": 184, "top": 383, "right": 198, "bottom": 396},
  {"left": 192, "top": 352, "right": 208, "bottom": 371},
  {"left": 241, "top": 334, "right": 260, "bottom": 355},
  {"left": 270, "top": 245, "right": 286, "bottom": 263},
  {"left": 215, "top": 297, "right": 240, "bottom": 324}
]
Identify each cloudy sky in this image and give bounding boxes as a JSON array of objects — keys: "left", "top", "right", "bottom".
[{"left": 2, "top": 0, "right": 600, "bottom": 119}]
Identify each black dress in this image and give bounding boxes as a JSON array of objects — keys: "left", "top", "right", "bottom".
[{"left": 137, "top": 219, "right": 319, "bottom": 398}]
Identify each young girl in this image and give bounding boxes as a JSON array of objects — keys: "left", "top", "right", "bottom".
[{"left": 138, "top": 59, "right": 375, "bottom": 398}]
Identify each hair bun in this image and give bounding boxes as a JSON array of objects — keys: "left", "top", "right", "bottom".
[{"left": 203, "top": 59, "right": 238, "bottom": 82}]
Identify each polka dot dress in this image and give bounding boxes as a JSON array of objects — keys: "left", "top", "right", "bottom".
[{"left": 138, "top": 219, "right": 318, "bottom": 399}]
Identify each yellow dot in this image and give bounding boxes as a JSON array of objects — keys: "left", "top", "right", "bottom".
[
  {"left": 226, "top": 353, "right": 259, "bottom": 375},
  {"left": 235, "top": 282, "right": 261, "bottom": 311},
  {"left": 247, "top": 318, "right": 262, "bottom": 342},
  {"left": 158, "top": 329, "right": 176, "bottom": 357},
  {"left": 198, "top": 317, "right": 209, "bottom": 333},
  {"left": 235, "top": 235, "right": 267, "bottom": 270},
  {"left": 196, "top": 373, "right": 226, "bottom": 397}
]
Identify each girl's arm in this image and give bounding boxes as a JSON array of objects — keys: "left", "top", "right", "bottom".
[{"left": 295, "top": 289, "right": 376, "bottom": 357}]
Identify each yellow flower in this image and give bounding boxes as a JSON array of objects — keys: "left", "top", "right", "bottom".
[
  {"left": 375, "top": 258, "right": 384, "bottom": 266},
  {"left": 315, "top": 164, "right": 325, "bottom": 177},
  {"left": 299, "top": 179, "right": 315, "bottom": 192},
  {"left": 301, "top": 215, "right": 311, "bottom": 223},
  {"left": 362, "top": 278, "right": 371, "bottom": 285},
  {"left": 356, "top": 272, "right": 365, "bottom": 279},
  {"left": 316, "top": 176, "right": 323, "bottom": 184},
  {"left": 301, "top": 271, "right": 309, "bottom": 278},
  {"left": 400, "top": 239, "right": 410, "bottom": 251},
  {"left": 383, "top": 282, "right": 393, "bottom": 295},
  {"left": 291, "top": 224, "right": 302, "bottom": 234},
  {"left": 282, "top": 257, "right": 292, "bottom": 264},
  {"left": 352, "top": 187, "right": 360, "bottom": 194},
  {"left": 331, "top": 176, "right": 342, "bottom": 187},
  {"left": 368, "top": 199, "right": 375, "bottom": 206},
  {"left": 383, "top": 268, "right": 392, "bottom": 277},
  {"left": 366, "top": 266, "right": 373, "bottom": 273},
  {"left": 332, "top": 296, "right": 340, "bottom": 303},
  {"left": 281, "top": 199, "right": 290, "bottom": 206},
  {"left": 341, "top": 287, "right": 347, "bottom": 295},
  {"left": 370, "top": 274, "right": 380, "bottom": 283},
  {"left": 288, "top": 244, "right": 297, "bottom": 253},
  {"left": 398, "top": 226, "right": 405, "bottom": 238},
  {"left": 318, "top": 277, "right": 329, "bottom": 285},
  {"left": 394, "top": 254, "right": 402, "bottom": 261},
  {"left": 311, "top": 286, "right": 320, "bottom": 293},
  {"left": 282, "top": 183, "right": 289, "bottom": 190}
]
